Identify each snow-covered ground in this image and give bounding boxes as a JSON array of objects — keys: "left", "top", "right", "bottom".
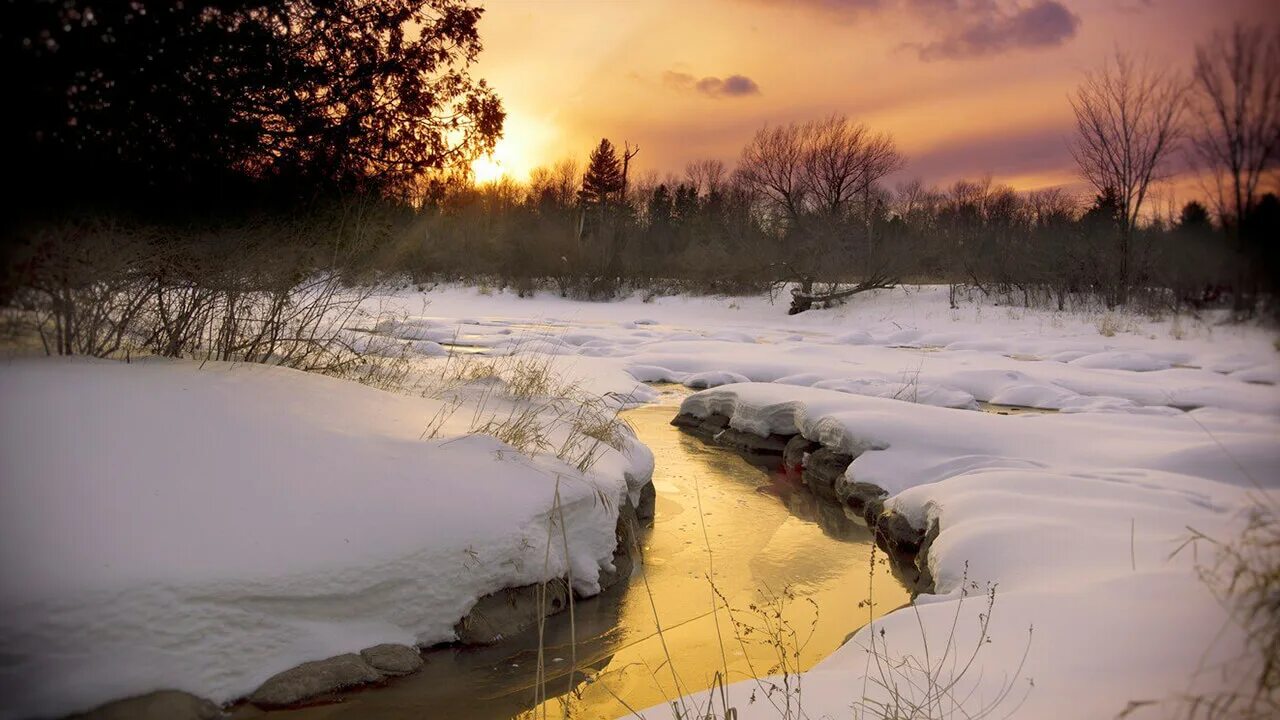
[
  {"left": 0, "top": 358, "right": 652, "bottom": 719},
  {"left": 353, "top": 284, "right": 1279, "bottom": 719},
  {"left": 2, "top": 283, "right": 1277, "bottom": 719}
]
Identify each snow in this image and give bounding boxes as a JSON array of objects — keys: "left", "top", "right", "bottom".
[
  {"left": 0, "top": 358, "right": 652, "bottom": 719},
  {"left": 3, "top": 282, "right": 1277, "bottom": 718},
  {"left": 348, "top": 283, "right": 1277, "bottom": 719},
  {"left": 662, "top": 386, "right": 1276, "bottom": 716}
]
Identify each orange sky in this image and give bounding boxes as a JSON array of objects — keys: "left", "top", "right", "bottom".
[{"left": 469, "top": 0, "right": 1275, "bottom": 202}]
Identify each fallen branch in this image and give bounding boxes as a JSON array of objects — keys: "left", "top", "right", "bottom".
[{"left": 788, "top": 279, "right": 897, "bottom": 315}]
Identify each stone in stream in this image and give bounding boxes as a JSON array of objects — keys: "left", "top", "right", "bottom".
[
  {"left": 72, "top": 690, "right": 222, "bottom": 720},
  {"left": 454, "top": 578, "right": 573, "bottom": 645},
  {"left": 249, "top": 653, "right": 383, "bottom": 707},
  {"left": 633, "top": 475, "right": 657, "bottom": 522},
  {"left": 801, "top": 447, "right": 855, "bottom": 502},
  {"left": 872, "top": 510, "right": 929, "bottom": 587},
  {"left": 599, "top": 497, "right": 641, "bottom": 590},
  {"left": 840, "top": 481, "right": 890, "bottom": 525},
  {"left": 359, "top": 643, "right": 424, "bottom": 676},
  {"left": 455, "top": 495, "right": 642, "bottom": 645},
  {"left": 783, "top": 435, "right": 820, "bottom": 471}
]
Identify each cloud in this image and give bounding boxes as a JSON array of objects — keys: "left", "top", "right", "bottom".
[
  {"left": 664, "top": 71, "right": 762, "bottom": 98},
  {"left": 912, "top": 1, "right": 1082, "bottom": 61},
  {"left": 747, "top": 0, "right": 1081, "bottom": 60}
]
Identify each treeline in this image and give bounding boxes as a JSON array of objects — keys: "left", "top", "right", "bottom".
[{"left": 386, "top": 144, "right": 1278, "bottom": 313}]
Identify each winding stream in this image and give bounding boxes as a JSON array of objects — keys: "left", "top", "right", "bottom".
[{"left": 235, "top": 399, "right": 908, "bottom": 719}]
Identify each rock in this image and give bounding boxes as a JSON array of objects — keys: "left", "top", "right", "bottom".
[
  {"left": 839, "top": 481, "right": 889, "bottom": 525},
  {"left": 454, "top": 577, "right": 572, "bottom": 645},
  {"left": 783, "top": 435, "right": 819, "bottom": 471},
  {"left": 872, "top": 510, "right": 928, "bottom": 588},
  {"left": 696, "top": 413, "right": 731, "bottom": 437},
  {"left": 73, "top": 691, "right": 222, "bottom": 720},
  {"left": 914, "top": 517, "right": 941, "bottom": 594},
  {"left": 599, "top": 498, "right": 640, "bottom": 591},
  {"left": 249, "top": 653, "right": 383, "bottom": 708},
  {"left": 672, "top": 412, "right": 788, "bottom": 467},
  {"left": 669, "top": 412, "right": 704, "bottom": 431},
  {"left": 635, "top": 480, "right": 657, "bottom": 522},
  {"left": 802, "top": 447, "right": 854, "bottom": 501},
  {"left": 359, "top": 643, "right": 423, "bottom": 676}
]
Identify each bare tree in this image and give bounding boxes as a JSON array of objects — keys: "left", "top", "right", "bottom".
[
  {"left": 1070, "top": 52, "right": 1186, "bottom": 302},
  {"left": 737, "top": 123, "right": 809, "bottom": 226},
  {"left": 528, "top": 158, "right": 581, "bottom": 208},
  {"left": 620, "top": 141, "right": 640, "bottom": 198},
  {"left": 1190, "top": 25, "right": 1280, "bottom": 239},
  {"left": 737, "top": 115, "right": 905, "bottom": 312},
  {"left": 738, "top": 115, "right": 902, "bottom": 231},
  {"left": 685, "top": 159, "right": 728, "bottom": 197}
]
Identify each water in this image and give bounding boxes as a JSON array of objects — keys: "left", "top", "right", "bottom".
[{"left": 235, "top": 404, "right": 908, "bottom": 719}]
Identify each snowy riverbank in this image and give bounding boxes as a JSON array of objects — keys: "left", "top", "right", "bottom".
[
  {"left": 355, "top": 283, "right": 1279, "bottom": 719},
  {"left": 668, "top": 382, "right": 1274, "bottom": 718},
  {"left": 0, "top": 358, "right": 652, "bottom": 719}
]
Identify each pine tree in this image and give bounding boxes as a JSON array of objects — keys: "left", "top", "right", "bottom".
[
  {"left": 673, "top": 183, "right": 699, "bottom": 224},
  {"left": 578, "top": 139, "right": 624, "bottom": 206},
  {"left": 647, "top": 184, "right": 674, "bottom": 226},
  {"left": 1178, "top": 201, "right": 1212, "bottom": 231}
]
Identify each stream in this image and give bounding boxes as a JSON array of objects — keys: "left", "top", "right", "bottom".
[{"left": 235, "top": 398, "right": 908, "bottom": 719}]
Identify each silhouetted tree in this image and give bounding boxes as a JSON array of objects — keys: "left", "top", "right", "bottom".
[
  {"left": 1179, "top": 201, "right": 1213, "bottom": 230},
  {"left": 645, "top": 183, "right": 675, "bottom": 253},
  {"left": 1070, "top": 52, "right": 1186, "bottom": 303},
  {"left": 578, "top": 139, "right": 624, "bottom": 207},
  {"left": 4, "top": 0, "right": 504, "bottom": 214},
  {"left": 1190, "top": 25, "right": 1280, "bottom": 237}
]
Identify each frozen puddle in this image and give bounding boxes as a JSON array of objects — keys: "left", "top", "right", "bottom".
[{"left": 236, "top": 404, "right": 908, "bottom": 720}]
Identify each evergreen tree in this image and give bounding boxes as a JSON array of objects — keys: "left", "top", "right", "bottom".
[
  {"left": 1082, "top": 187, "right": 1124, "bottom": 230},
  {"left": 1178, "top": 201, "right": 1212, "bottom": 230},
  {"left": 645, "top": 184, "right": 674, "bottom": 253},
  {"left": 673, "top": 183, "right": 699, "bottom": 224},
  {"left": 578, "top": 139, "right": 624, "bottom": 206},
  {"left": 647, "top": 184, "right": 674, "bottom": 227}
]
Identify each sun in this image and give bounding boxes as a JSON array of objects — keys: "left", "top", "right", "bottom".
[
  {"left": 471, "top": 136, "right": 530, "bottom": 184},
  {"left": 471, "top": 150, "right": 512, "bottom": 184},
  {"left": 469, "top": 114, "right": 552, "bottom": 184}
]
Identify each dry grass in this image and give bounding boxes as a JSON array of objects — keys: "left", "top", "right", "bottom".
[
  {"left": 1142, "top": 500, "right": 1280, "bottom": 720},
  {"left": 410, "top": 343, "right": 635, "bottom": 474},
  {"left": 853, "top": 558, "right": 1033, "bottom": 720},
  {"left": 1095, "top": 311, "right": 1141, "bottom": 337}
]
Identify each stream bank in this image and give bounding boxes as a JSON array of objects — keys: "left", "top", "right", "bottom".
[
  {"left": 211, "top": 402, "right": 908, "bottom": 720},
  {"left": 670, "top": 409, "right": 938, "bottom": 594}
]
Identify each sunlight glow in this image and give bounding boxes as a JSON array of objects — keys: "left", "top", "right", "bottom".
[{"left": 469, "top": 113, "right": 555, "bottom": 184}]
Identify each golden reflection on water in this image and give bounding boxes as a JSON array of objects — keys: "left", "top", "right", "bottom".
[
  {"left": 236, "top": 404, "right": 907, "bottom": 720},
  {"left": 527, "top": 406, "right": 908, "bottom": 719}
]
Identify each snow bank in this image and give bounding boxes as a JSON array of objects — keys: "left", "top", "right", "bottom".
[
  {"left": 0, "top": 358, "right": 652, "bottom": 719},
  {"left": 665, "top": 381, "right": 1278, "bottom": 718}
]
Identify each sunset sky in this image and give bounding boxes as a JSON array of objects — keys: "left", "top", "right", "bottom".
[{"left": 469, "top": 0, "right": 1274, "bottom": 200}]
